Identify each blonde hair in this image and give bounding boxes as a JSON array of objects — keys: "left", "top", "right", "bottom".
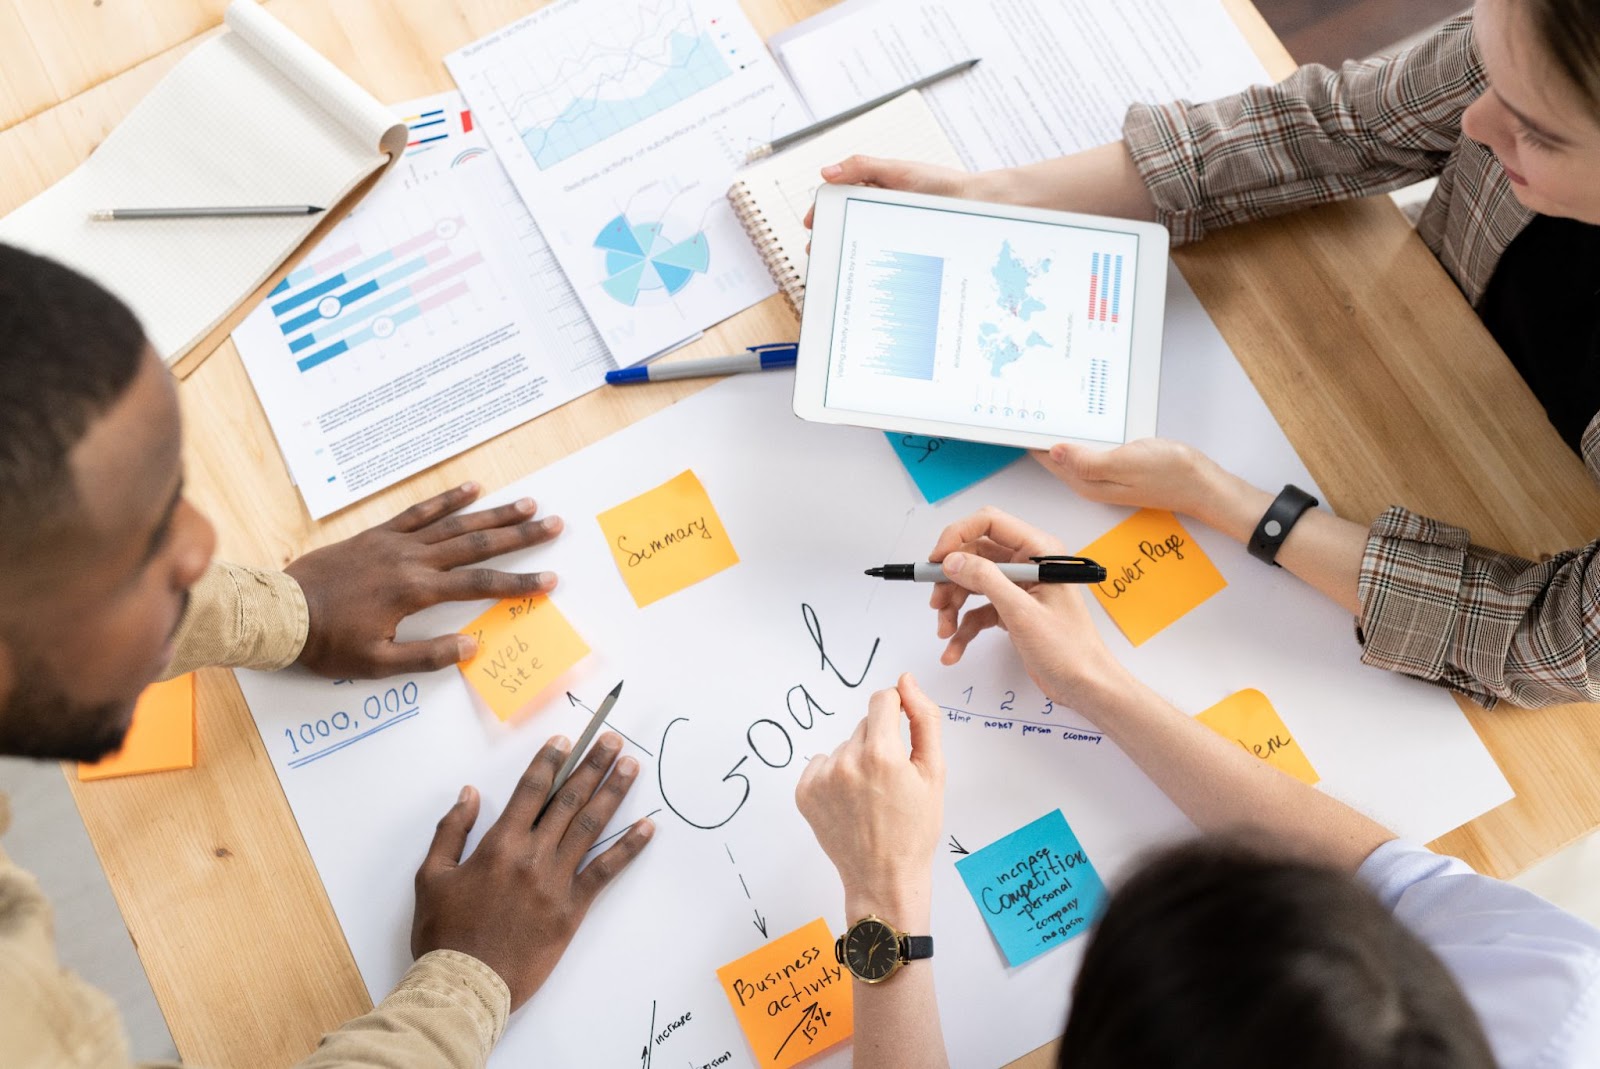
[{"left": 1528, "top": 0, "right": 1600, "bottom": 111}]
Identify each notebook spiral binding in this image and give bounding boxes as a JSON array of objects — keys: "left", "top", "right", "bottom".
[{"left": 728, "top": 181, "right": 807, "bottom": 316}]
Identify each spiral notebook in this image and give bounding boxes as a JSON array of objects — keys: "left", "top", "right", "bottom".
[
  {"left": 727, "top": 90, "right": 964, "bottom": 317},
  {"left": 0, "top": 0, "right": 406, "bottom": 375}
]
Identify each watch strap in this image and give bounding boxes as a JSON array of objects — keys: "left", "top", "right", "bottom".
[
  {"left": 1247, "top": 484, "right": 1319, "bottom": 567},
  {"left": 899, "top": 934, "right": 934, "bottom": 961}
]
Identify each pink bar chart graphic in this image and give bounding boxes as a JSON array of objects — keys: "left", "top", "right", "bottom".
[{"left": 1088, "top": 252, "right": 1124, "bottom": 324}]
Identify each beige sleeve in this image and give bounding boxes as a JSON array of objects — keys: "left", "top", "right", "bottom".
[
  {"left": 160, "top": 560, "right": 310, "bottom": 678},
  {"left": 0, "top": 794, "right": 144, "bottom": 1068},
  {"left": 291, "top": 950, "right": 510, "bottom": 1069}
]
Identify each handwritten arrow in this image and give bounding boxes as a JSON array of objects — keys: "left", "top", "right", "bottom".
[
  {"left": 948, "top": 835, "right": 970, "bottom": 855},
  {"left": 564, "top": 691, "right": 654, "bottom": 756},
  {"left": 753, "top": 908, "right": 768, "bottom": 939},
  {"left": 776, "top": 1002, "right": 829, "bottom": 1060}
]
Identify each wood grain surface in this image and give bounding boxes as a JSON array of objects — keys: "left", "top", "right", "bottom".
[{"left": 3, "top": 2, "right": 1597, "bottom": 1066}]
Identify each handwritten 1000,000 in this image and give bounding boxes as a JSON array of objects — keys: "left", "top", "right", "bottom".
[{"left": 282, "top": 681, "right": 420, "bottom": 770}]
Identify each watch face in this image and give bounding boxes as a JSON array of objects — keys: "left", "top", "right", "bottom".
[{"left": 844, "top": 919, "right": 901, "bottom": 983}]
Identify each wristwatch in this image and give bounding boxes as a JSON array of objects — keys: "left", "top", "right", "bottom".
[{"left": 835, "top": 915, "right": 934, "bottom": 984}]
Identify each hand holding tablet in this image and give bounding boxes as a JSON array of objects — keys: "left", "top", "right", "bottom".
[{"left": 794, "top": 184, "right": 1170, "bottom": 451}]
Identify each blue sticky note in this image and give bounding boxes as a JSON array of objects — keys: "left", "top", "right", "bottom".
[
  {"left": 886, "top": 433, "right": 1025, "bottom": 504},
  {"left": 956, "top": 809, "right": 1107, "bottom": 966}
]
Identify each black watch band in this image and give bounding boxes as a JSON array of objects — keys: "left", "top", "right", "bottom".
[
  {"left": 1248, "top": 484, "right": 1319, "bottom": 567},
  {"left": 899, "top": 934, "right": 935, "bottom": 961}
]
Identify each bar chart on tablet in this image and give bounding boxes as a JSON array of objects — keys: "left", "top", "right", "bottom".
[{"left": 825, "top": 200, "right": 1140, "bottom": 442}]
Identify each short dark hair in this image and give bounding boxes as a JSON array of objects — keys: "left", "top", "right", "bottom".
[
  {"left": 0, "top": 244, "right": 148, "bottom": 550},
  {"left": 1058, "top": 837, "right": 1496, "bottom": 1068}
]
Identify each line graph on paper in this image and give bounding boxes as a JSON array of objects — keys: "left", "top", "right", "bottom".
[{"left": 472, "top": 0, "right": 743, "bottom": 171}]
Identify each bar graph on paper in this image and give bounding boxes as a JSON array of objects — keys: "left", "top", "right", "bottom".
[
  {"left": 265, "top": 219, "right": 489, "bottom": 374},
  {"left": 858, "top": 250, "right": 944, "bottom": 380}
]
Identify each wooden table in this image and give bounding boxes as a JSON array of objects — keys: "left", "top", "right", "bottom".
[{"left": 5, "top": 1, "right": 1599, "bottom": 1065}]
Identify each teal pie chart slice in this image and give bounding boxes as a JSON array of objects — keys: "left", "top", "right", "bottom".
[
  {"left": 595, "top": 214, "right": 710, "bottom": 305},
  {"left": 600, "top": 256, "right": 650, "bottom": 305}
]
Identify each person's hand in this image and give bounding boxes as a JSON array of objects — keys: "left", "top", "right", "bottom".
[
  {"left": 928, "top": 508, "right": 1131, "bottom": 703},
  {"left": 796, "top": 674, "right": 944, "bottom": 923},
  {"left": 1032, "top": 439, "right": 1231, "bottom": 523},
  {"left": 411, "top": 732, "right": 654, "bottom": 1011},
  {"left": 285, "top": 483, "right": 563, "bottom": 678},
  {"left": 802, "top": 155, "right": 975, "bottom": 229}
]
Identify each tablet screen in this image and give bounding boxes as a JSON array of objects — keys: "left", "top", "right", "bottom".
[{"left": 822, "top": 198, "right": 1142, "bottom": 444}]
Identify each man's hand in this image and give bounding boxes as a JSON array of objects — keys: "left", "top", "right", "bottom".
[
  {"left": 286, "top": 483, "right": 562, "bottom": 678},
  {"left": 412, "top": 732, "right": 653, "bottom": 1011},
  {"left": 796, "top": 674, "right": 945, "bottom": 924}
]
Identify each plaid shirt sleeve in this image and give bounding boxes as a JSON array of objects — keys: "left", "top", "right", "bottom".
[
  {"left": 1122, "top": 15, "right": 1484, "bottom": 244},
  {"left": 1357, "top": 506, "right": 1600, "bottom": 709}
]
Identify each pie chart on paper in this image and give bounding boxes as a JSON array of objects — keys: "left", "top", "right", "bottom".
[{"left": 595, "top": 213, "right": 711, "bottom": 305}]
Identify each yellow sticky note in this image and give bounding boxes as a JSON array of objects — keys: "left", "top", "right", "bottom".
[
  {"left": 716, "top": 918, "right": 852, "bottom": 1069},
  {"left": 459, "top": 595, "right": 590, "bottom": 721},
  {"left": 1196, "top": 689, "right": 1320, "bottom": 786},
  {"left": 79, "top": 674, "right": 195, "bottom": 780},
  {"left": 1080, "top": 508, "right": 1226, "bottom": 646},
  {"left": 597, "top": 469, "right": 739, "bottom": 608}
]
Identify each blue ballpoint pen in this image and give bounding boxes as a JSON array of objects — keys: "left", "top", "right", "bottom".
[{"left": 605, "top": 342, "right": 798, "bottom": 384}]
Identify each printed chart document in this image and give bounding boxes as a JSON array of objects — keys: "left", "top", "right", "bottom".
[
  {"left": 233, "top": 92, "right": 613, "bottom": 518},
  {"left": 769, "top": 0, "right": 1273, "bottom": 169},
  {"left": 446, "top": 0, "right": 809, "bottom": 365}
]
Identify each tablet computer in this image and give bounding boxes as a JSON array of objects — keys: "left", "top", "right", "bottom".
[{"left": 794, "top": 183, "right": 1170, "bottom": 451}]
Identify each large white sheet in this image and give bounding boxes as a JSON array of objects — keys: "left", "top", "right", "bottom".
[{"left": 237, "top": 268, "right": 1511, "bottom": 1068}]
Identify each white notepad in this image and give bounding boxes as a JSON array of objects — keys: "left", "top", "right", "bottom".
[
  {"left": 727, "top": 90, "right": 964, "bottom": 316},
  {"left": 0, "top": 0, "right": 406, "bottom": 370}
]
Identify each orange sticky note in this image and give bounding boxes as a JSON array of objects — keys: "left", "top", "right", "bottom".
[
  {"left": 1079, "top": 509, "right": 1226, "bottom": 646},
  {"left": 597, "top": 469, "right": 739, "bottom": 608},
  {"left": 1196, "top": 689, "right": 1320, "bottom": 786},
  {"left": 716, "top": 918, "right": 853, "bottom": 1069},
  {"left": 459, "top": 595, "right": 589, "bottom": 721},
  {"left": 78, "top": 674, "right": 195, "bottom": 780}
]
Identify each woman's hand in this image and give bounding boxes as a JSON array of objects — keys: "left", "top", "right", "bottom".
[
  {"left": 929, "top": 508, "right": 1131, "bottom": 705},
  {"left": 802, "top": 155, "right": 976, "bottom": 228},
  {"left": 1033, "top": 439, "right": 1228, "bottom": 520},
  {"left": 796, "top": 674, "right": 945, "bottom": 924}
]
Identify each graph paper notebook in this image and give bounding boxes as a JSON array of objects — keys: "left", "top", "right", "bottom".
[
  {"left": 727, "top": 90, "right": 963, "bottom": 317},
  {"left": 0, "top": 0, "right": 406, "bottom": 375}
]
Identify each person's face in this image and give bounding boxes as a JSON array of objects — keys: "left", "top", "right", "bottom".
[
  {"left": 1463, "top": 0, "right": 1600, "bottom": 222},
  {"left": 0, "top": 348, "right": 215, "bottom": 762}
]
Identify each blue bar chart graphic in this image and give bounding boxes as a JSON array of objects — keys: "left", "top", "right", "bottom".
[
  {"left": 265, "top": 218, "right": 482, "bottom": 373},
  {"left": 859, "top": 251, "right": 944, "bottom": 380},
  {"left": 1088, "top": 252, "right": 1124, "bottom": 324}
]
